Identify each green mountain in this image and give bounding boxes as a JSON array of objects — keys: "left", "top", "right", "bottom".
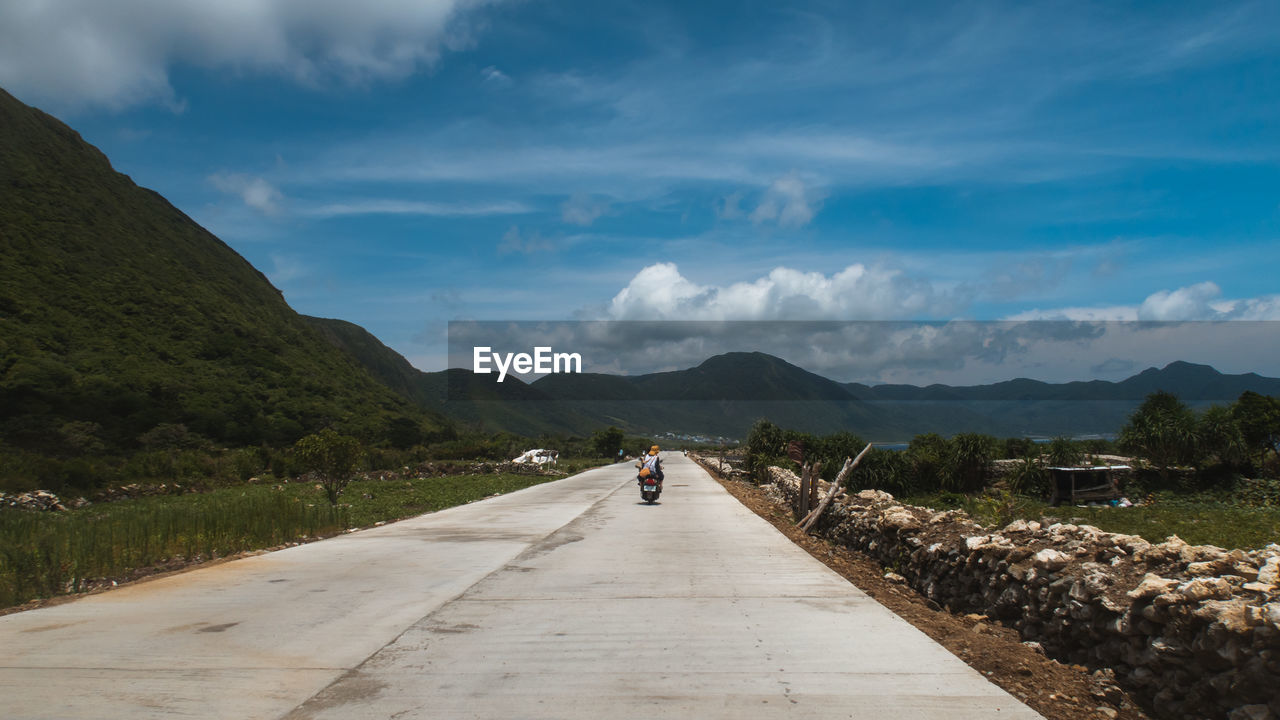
[
  {"left": 304, "top": 316, "right": 594, "bottom": 437},
  {"left": 304, "top": 316, "right": 437, "bottom": 408},
  {"left": 528, "top": 352, "right": 906, "bottom": 437},
  {"left": 0, "top": 87, "right": 446, "bottom": 482},
  {"left": 448, "top": 352, "right": 1280, "bottom": 440},
  {"left": 527, "top": 352, "right": 998, "bottom": 439}
]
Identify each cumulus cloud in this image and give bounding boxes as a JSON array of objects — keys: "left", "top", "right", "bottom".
[
  {"left": 560, "top": 193, "right": 609, "bottom": 226},
  {"left": 209, "top": 173, "right": 283, "bottom": 215},
  {"left": 1137, "top": 281, "right": 1225, "bottom": 320},
  {"left": 1231, "top": 296, "right": 1280, "bottom": 320},
  {"left": 454, "top": 265, "right": 1280, "bottom": 385},
  {"left": 582, "top": 271, "right": 1280, "bottom": 383},
  {"left": 749, "top": 173, "right": 822, "bottom": 228},
  {"left": 1006, "top": 281, "right": 1280, "bottom": 322},
  {"left": 606, "top": 262, "right": 944, "bottom": 321},
  {"left": 0, "top": 0, "right": 492, "bottom": 109}
]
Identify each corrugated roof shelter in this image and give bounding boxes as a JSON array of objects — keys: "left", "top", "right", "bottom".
[{"left": 1047, "top": 465, "right": 1131, "bottom": 506}]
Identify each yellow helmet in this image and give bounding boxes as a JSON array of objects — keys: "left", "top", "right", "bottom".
[
  {"left": 639, "top": 467, "right": 651, "bottom": 478},
  {"left": 649, "top": 445, "right": 660, "bottom": 455}
]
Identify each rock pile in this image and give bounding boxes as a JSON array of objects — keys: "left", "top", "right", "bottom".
[
  {"left": 0, "top": 489, "right": 80, "bottom": 511},
  {"left": 762, "top": 465, "right": 1280, "bottom": 720},
  {"left": 91, "top": 482, "right": 199, "bottom": 502}
]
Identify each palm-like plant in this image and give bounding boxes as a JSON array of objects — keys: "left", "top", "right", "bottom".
[
  {"left": 1118, "top": 391, "right": 1200, "bottom": 482},
  {"left": 1007, "top": 453, "right": 1048, "bottom": 497},
  {"left": 1046, "top": 436, "right": 1083, "bottom": 467},
  {"left": 1198, "top": 404, "right": 1246, "bottom": 469},
  {"left": 907, "top": 433, "right": 948, "bottom": 491},
  {"left": 946, "top": 432, "right": 997, "bottom": 493},
  {"left": 849, "top": 448, "right": 913, "bottom": 496}
]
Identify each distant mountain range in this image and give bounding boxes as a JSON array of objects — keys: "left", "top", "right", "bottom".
[
  {"left": 313, "top": 318, "right": 1280, "bottom": 439},
  {"left": 523, "top": 354, "right": 1280, "bottom": 439},
  {"left": 4, "top": 82, "right": 1278, "bottom": 455},
  {"left": 844, "top": 360, "right": 1280, "bottom": 403}
]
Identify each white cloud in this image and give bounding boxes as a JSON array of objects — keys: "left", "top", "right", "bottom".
[
  {"left": 1006, "top": 282, "right": 1280, "bottom": 322},
  {"left": 607, "top": 262, "right": 945, "bottom": 321},
  {"left": 1003, "top": 306, "right": 1139, "bottom": 322},
  {"left": 480, "top": 65, "right": 511, "bottom": 86},
  {"left": 301, "top": 198, "right": 529, "bottom": 218},
  {"left": 560, "top": 194, "right": 609, "bottom": 226},
  {"left": 0, "top": 0, "right": 493, "bottom": 110},
  {"left": 1138, "top": 281, "right": 1223, "bottom": 320},
  {"left": 1231, "top": 296, "right": 1280, "bottom": 320},
  {"left": 209, "top": 173, "right": 283, "bottom": 215},
  {"left": 748, "top": 173, "right": 821, "bottom": 228}
]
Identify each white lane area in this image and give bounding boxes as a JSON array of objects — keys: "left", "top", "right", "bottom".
[
  {"left": 282, "top": 454, "right": 1042, "bottom": 720},
  {"left": 0, "top": 463, "right": 629, "bottom": 719},
  {"left": 1, "top": 454, "right": 1041, "bottom": 719}
]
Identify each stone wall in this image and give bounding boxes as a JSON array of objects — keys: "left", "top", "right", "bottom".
[{"left": 741, "top": 461, "right": 1279, "bottom": 720}]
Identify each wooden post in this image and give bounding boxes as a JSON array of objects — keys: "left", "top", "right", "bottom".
[
  {"left": 809, "top": 461, "right": 822, "bottom": 509},
  {"left": 799, "top": 443, "right": 873, "bottom": 532},
  {"left": 798, "top": 462, "right": 811, "bottom": 518}
]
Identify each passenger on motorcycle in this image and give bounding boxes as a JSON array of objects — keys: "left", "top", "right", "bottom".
[{"left": 639, "top": 445, "right": 664, "bottom": 485}]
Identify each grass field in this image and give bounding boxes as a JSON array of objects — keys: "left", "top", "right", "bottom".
[
  {"left": 904, "top": 491, "right": 1280, "bottom": 550},
  {"left": 0, "top": 468, "right": 588, "bottom": 609}
]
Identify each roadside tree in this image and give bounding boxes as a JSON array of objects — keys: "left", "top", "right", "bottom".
[
  {"left": 294, "top": 429, "right": 362, "bottom": 505},
  {"left": 1233, "top": 391, "right": 1280, "bottom": 467},
  {"left": 591, "top": 426, "right": 625, "bottom": 459}
]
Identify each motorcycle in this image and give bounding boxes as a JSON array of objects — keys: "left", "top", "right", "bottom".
[{"left": 638, "top": 468, "right": 662, "bottom": 504}]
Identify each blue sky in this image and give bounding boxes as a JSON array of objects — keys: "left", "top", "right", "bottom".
[{"left": 3, "top": 0, "right": 1279, "bottom": 382}]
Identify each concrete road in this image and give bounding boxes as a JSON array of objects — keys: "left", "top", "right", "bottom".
[{"left": 0, "top": 455, "right": 1041, "bottom": 719}]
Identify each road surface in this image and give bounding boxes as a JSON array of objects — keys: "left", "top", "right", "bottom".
[{"left": 0, "top": 454, "right": 1041, "bottom": 719}]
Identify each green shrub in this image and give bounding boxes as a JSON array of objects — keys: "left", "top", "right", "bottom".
[
  {"left": 847, "top": 448, "right": 913, "bottom": 497},
  {"left": 945, "top": 433, "right": 997, "bottom": 493},
  {"left": 1046, "top": 437, "right": 1082, "bottom": 467}
]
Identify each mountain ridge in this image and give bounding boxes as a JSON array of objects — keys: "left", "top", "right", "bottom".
[
  {"left": 0, "top": 86, "right": 446, "bottom": 481},
  {"left": 432, "top": 353, "right": 1280, "bottom": 439}
]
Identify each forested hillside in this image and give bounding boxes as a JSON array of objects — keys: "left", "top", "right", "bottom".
[{"left": 0, "top": 88, "right": 447, "bottom": 490}]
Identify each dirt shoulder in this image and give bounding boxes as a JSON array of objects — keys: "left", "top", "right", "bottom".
[{"left": 697, "top": 459, "right": 1149, "bottom": 720}]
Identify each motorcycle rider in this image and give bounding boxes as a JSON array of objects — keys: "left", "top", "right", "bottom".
[{"left": 638, "top": 444, "right": 664, "bottom": 488}]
